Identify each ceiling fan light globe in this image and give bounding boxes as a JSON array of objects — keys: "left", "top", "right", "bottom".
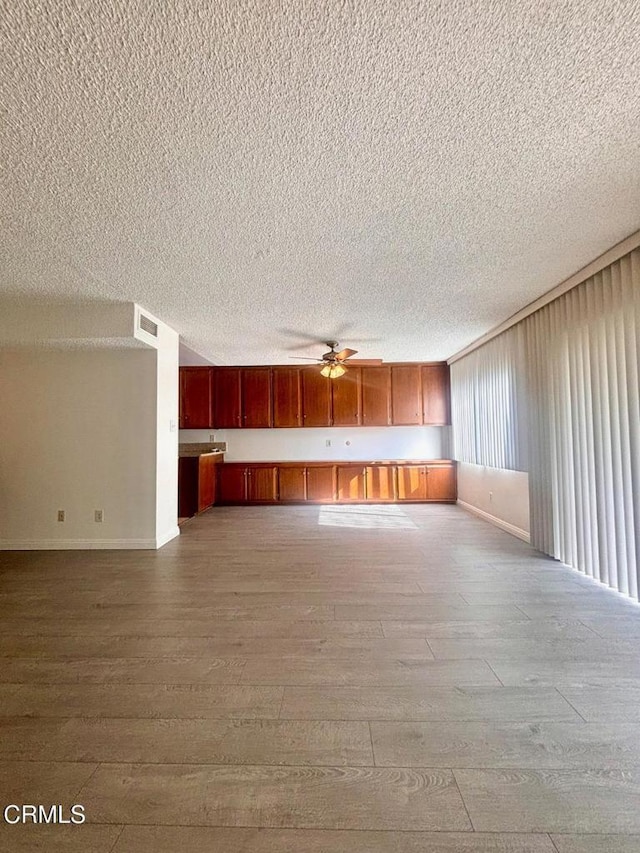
[{"left": 320, "top": 362, "right": 346, "bottom": 379}]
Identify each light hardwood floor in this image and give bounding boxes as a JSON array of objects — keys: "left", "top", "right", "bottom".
[{"left": 1, "top": 503, "right": 640, "bottom": 851}]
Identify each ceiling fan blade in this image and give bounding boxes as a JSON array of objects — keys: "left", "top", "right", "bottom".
[
  {"left": 288, "top": 356, "right": 324, "bottom": 361},
  {"left": 344, "top": 358, "right": 383, "bottom": 365},
  {"left": 335, "top": 348, "right": 358, "bottom": 361}
]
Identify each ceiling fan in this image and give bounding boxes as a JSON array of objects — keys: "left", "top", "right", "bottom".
[{"left": 291, "top": 341, "right": 382, "bottom": 378}]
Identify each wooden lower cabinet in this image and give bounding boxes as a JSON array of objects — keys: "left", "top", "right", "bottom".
[
  {"left": 306, "top": 467, "right": 336, "bottom": 501},
  {"left": 178, "top": 454, "right": 220, "bottom": 517},
  {"left": 278, "top": 467, "right": 306, "bottom": 501},
  {"left": 366, "top": 466, "right": 396, "bottom": 501},
  {"left": 218, "top": 465, "right": 247, "bottom": 503},
  {"left": 337, "top": 465, "right": 366, "bottom": 501},
  {"left": 396, "top": 465, "right": 428, "bottom": 500},
  {"left": 246, "top": 467, "right": 277, "bottom": 502},
  {"left": 426, "top": 464, "right": 457, "bottom": 501},
  {"left": 217, "top": 461, "right": 456, "bottom": 504}
]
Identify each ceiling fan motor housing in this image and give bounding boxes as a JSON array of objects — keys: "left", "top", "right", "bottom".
[{"left": 322, "top": 341, "right": 339, "bottom": 361}]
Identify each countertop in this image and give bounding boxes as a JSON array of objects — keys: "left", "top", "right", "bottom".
[{"left": 178, "top": 444, "right": 225, "bottom": 459}]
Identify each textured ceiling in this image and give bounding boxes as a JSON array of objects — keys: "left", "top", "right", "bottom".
[{"left": 1, "top": 1, "right": 639, "bottom": 364}]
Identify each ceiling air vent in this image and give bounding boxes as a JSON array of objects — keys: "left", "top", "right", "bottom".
[{"left": 138, "top": 314, "right": 158, "bottom": 337}]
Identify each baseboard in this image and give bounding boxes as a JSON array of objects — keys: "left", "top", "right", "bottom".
[
  {"left": 0, "top": 538, "right": 159, "bottom": 551},
  {"left": 156, "top": 526, "right": 180, "bottom": 548},
  {"left": 457, "top": 499, "right": 531, "bottom": 543}
]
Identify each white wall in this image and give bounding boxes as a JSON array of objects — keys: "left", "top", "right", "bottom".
[
  {"left": 0, "top": 348, "right": 159, "bottom": 548},
  {"left": 456, "top": 462, "right": 530, "bottom": 541},
  {"left": 155, "top": 321, "right": 180, "bottom": 547},
  {"left": 180, "top": 425, "right": 449, "bottom": 462}
]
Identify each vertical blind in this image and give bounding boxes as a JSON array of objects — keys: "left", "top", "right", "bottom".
[
  {"left": 451, "top": 247, "right": 640, "bottom": 600},
  {"left": 524, "top": 248, "right": 640, "bottom": 598},
  {"left": 451, "top": 324, "right": 527, "bottom": 471}
]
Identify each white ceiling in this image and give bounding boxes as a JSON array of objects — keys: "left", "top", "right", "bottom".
[{"left": 1, "top": 1, "right": 639, "bottom": 364}]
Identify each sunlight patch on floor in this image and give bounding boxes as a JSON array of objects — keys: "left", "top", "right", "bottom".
[{"left": 318, "top": 504, "right": 418, "bottom": 530}]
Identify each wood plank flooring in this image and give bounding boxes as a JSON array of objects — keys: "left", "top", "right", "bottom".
[{"left": 1, "top": 503, "right": 640, "bottom": 852}]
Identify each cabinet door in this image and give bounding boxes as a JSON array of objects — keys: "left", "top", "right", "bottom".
[
  {"left": 361, "top": 367, "right": 391, "bottom": 426},
  {"left": 273, "top": 368, "right": 302, "bottom": 427},
  {"left": 214, "top": 368, "right": 242, "bottom": 428},
  {"left": 301, "top": 369, "right": 331, "bottom": 426},
  {"left": 365, "top": 466, "right": 396, "bottom": 501},
  {"left": 331, "top": 368, "right": 361, "bottom": 426},
  {"left": 391, "top": 365, "right": 422, "bottom": 425},
  {"left": 278, "top": 466, "right": 306, "bottom": 501},
  {"left": 337, "top": 465, "right": 366, "bottom": 501},
  {"left": 242, "top": 368, "right": 272, "bottom": 428},
  {"left": 422, "top": 363, "right": 451, "bottom": 425},
  {"left": 198, "top": 455, "right": 217, "bottom": 511},
  {"left": 396, "top": 465, "right": 428, "bottom": 500},
  {"left": 306, "top": 466, "right": 336, "bottom": 501},
  {"left": 247, "top": 467, "right": 277, "bottom": 502},
  {"left": 426, "top": 464, "right": 457, "bottom": 501},
  {"left": 218, "top": 466, "right": 246, "bottom": 502},
  {"left": 179, "top": 367, "right": 212, "bottom": 428}
]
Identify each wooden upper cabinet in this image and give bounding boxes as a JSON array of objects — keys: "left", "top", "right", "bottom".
[
  {"left": 179, "top": 367, "right": 213, "bottom": 428},
  {"left": 422, "top": 363, "right": 451, "bottom": 424},
  {"left": 426, "top": 464, "right": 457, "bottom": 501},
  {"left": 361, "top": 366, "right": 391, "bottom": 426},
  {"left": 188, "top": 361, "right": 449, "bottom": 430},
  {"left": 396, "top": 465, "right": 428, "bottom": 500},
  {"left": 273, "top": 368, "right": 302, "bottom": 427},
  {"left": 331, "top": 367, "right": 361, "bottom": 426},
  {"left": 242, "top": 368, "right": 272, "bottom": 428},
  {"left": 214, "top": 368, "right": 242, "bottom": 428},
  {"left": 390, "top": 365, "right": 422, "bottom": 425},
  {"left": 301, "top": 369, "right": 331, "bottom": 427}
]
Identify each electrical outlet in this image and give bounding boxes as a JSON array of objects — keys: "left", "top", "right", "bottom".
[
  {"left": 57, "top": 510, "right": 65, "bottom": 522},
  {"left": 94, "top": 509, "right": 104, "bottom": 523},
  {"left": 209, "top": 434, "right": 216, "bottom": 442},
  {"left": 489, "top": 491, "right": 493, "bottom": 502},
  {"left": 325, "top": 439, "right": 331, "bottom": 447}
]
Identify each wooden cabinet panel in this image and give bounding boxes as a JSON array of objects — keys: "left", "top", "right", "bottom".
[
  {"left": 214, "top": 368, "right": 242, "bottom": 428},
  {"left": 426, "top": 464, "right": 457, "bottom": 501},
  {"left": 278, "top": 467, "right": 306, "bottom": 501},
  {"left": 179, "top": 455, "right": 219, "bottom": 517},
  {"left": 366, "top": 466, "right": 396, "bottom": 501},
  {"left": 306, "top": 466, "right": 336, "bottom": 501},
  {"left": 396, "top": 465, "right": 428, "bottom": 500},
  {"left": 301, "top": 369, "right": 331, "bottom": 427},
  {"left": 391, "top": 365, "right": 422, "bottom": 425},
  {"left": 198, "top": 455, "right": 217, "bottom": 511},
  {"left": 273, "top": 368, "right": 301, "bottom": 427},
  {"left": 218, "top": 465, "right": 246, "bottom": 502},
  {"left": 337, "top": 465, "right": 366, "bottom": 501},
  {"left": 242, "top": 368, "right": 272, "bottom": 428},
  {"left": 179, "top": 367, "right": 212, "bottom": 429},
  {"left": 247, "top": 467, "right": 277, "bottom": 502},
  {"left": 331, "top": 368, "right": 361, "bottom": 426},
  {"left": 361, "top": 367, "right": 391, "bottom": 426},
  {"left": 422, "top": 363, "right": 450, "bottom": 424}
]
